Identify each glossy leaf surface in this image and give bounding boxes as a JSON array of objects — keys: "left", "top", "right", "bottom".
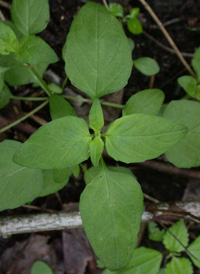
[
  {"left": 80, "top": 167, "right": 143, "bottom": 270},
  {"left": 105, "top": 114, "right": 187, "bottom": 164},
  {"left": 14, "top": 116, "right": 92, "bottom": 169},
  {"left": 178, "top": 76, "right": 199, "bottom": 99},
  {"left": 63, "top": 2, "right": 132, "bottom": 100},
  {"left": 109, "top": 3, "right": 124, "bottom": 17},
  {"left": 164, "top": 100, "right": 200, "bottom": 168},
  {"left": 127, "top": 18, "right": 143, "bottom": 35},
  {"left": 0, "top": 140, "right": 43, "bottom": 211},
  {"left": 11, "top": 0, "right": 50, "bottom": 36},
  {"left": 123, "top": 89, "right": 165, "bottom": 116}
]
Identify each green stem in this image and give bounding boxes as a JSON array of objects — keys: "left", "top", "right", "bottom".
[
  {"left": 27, "top": 64, "right": 52, "bottom": 96},
  {"left": 0, "top": 100, "right": 49, "bottom": 134},
  {"left": 10, "top": 94, "right": 125, "bottom": 109},
  {"left": 61, "top": 76, "right": 68, "bottom": 91},
  {"left": 80, "top": 163, "right": 87, "bottom": 173},
  {"left": 10, "top": 95, "right": 47, "bottom": 101}
]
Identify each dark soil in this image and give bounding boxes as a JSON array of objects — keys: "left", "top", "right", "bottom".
[{"left": 0, "top": 0, "right": 200, "bottom": 273}]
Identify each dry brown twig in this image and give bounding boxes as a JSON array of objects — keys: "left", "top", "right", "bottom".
[{"left": 138, "top": 0, "right": 196, "bottom": 76}]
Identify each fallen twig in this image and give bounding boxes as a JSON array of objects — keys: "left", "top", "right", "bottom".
[
  {"left": 137, "top": 160, "right": 200, "bottom": 180},
  {"left": 138, "top": 0, "right": 195, "bottom": 76},
  {"left": 0, "top": 0, "right": 11, "bottom": 9},
  {"left": 0, "top": 201, "right": 199, "bottom": 238}
]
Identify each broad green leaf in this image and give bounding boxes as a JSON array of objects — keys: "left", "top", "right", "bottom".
[
  {"left": 80, "top": 167, "right": 143, "bottom": 271},
  {"left": 164, "top": 100, "right": 200, "bottom": 168},
  {"left": 84, "top": 165, "right": 135, "bottom": 185},
  {"left": 130, "top": 247, "right": 162, "bottom": 274},
  {"left": 128, "top": 8, "right": 140, "bottom": 19},
  {"left": 109, "top": 3, "right": 124, "bottom": 17},
  {"left": 11, "top": 0, "right": 50, "bottom": 36},
  {"left": 128, "top": 38, "right": 135, "bottom": 52},
  {"left": 53, "top": 167, "right": 72, "bottom": 184},
  {"left": 48, "top": 83, "right": 62, "bottom": 94},
  {"left": 123, "top": 89, "right": 165, "bottom": 116},
  {"left": 39, "top": 170, "right": 68, "bottom": 197},
  {"left": 148, "top": 222, "right": 165, "bottom": 242},
  {"left": 163, "top": 219, "right": 189, "bottom": 252},
  {"left": 0, "top": 140, "right": 43, "bottom": 211},
  {"left": 63, "top": 2, "right": 132, "bottom": 100},
  {"left": 0, "top": 67, "right": 9, "bottom": 90},
  {"left": 165, "top": 257, "right": 193, "bottom": 274},
  {"left": 105, "top": 114, "right": 187, "bottom": 164},
  {"left": 188, "top": 235, "right": 200, "bottom": 268},
  {"left": 0, "top": 22, "right": 18, "bottom": 55},
  {"left": 2, "top": 20, "right": 23, "bottom": 39},
  {"left": 192, "top": 47, "right": 200, "bottom": 82},
  {"left": 158, "top": 269, "right": 166, "bottom": 274},
  {"left": 15, "top": 36, "right": 58, "bottom": 65},
  {"left": 89, "top": 99, "right": 104, "bottom": 132},
  {"left": 72, "top": 165, "right": 80, "bottom": 178},
  {"left": 102, "top": 247, "right": 162, "bottom": 274},
  {"left": 49, "top": 94, "right": 77, "bottom": 120},
  {"left": 127, "top": 18, "right": 143, "bottom": 35},
  {"left": 13, "top": 116, "right": 92, "bottom": 169},
  {"left": 133, "top": 57, "right": 160, "bottom": 76},
  {"left": 0, "top": 84, "right": 11, "bottom": 109},
  {"left": 5, "top": 63, "right": 48, "bottom": 86},
  {"left": 89, "top": 136, "right": 104, "bottom": 166},
  {"left": 177, "top": 76, "right": 199, "bottom": 99},
  {"left": 31, "top": 261, "right": 53, "bottom": 274}
]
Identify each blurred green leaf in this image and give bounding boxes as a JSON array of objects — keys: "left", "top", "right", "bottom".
[{"left": 133, "top": 57, "right": 160, "bottom": 76}]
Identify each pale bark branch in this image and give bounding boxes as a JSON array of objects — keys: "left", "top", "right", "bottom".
[{"left": 0, "top": 202, "right": 199, "bottom": 238}]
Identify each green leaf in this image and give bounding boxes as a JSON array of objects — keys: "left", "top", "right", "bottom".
[
  {"left": 192, "top": 47, "right": 200, "bottom": 82},
  {"left": 15, "top": 36, "right": 58, "bottom": 65},
  {"left": 123, "top": 89, "right": 165, "bottom": 116},
  {"left": 177, "top": 76, "right": 198, "bottom": 99},
  {"left": 0, "top": 67, "right": 9, "bottom": 90},
  {"left": 128, "top": 38, "right": 135, "bottom": 52},
  {"left": 72, "top": 165, "right": 80, "bottom": 178},
  {"left": 158, "top": 269, "right": 166, "bottom": 274},
  {"left": 89, "top": 99, "right": 104, "bottom": 132},
  {"left": 188, "top": 236, "right": 200, "bottom": 268},
  {"left": 13, "top": 116, "right": 92, "bottom": 169},
  {"left": 39, "top": 170, "right": 68, "bottom": 197},
  {"left": 148, "top": 222, "right": 165, "bottom": 242},
  {"left": 165, "top": 257, "right": 193, "bottom": 274},
  {"left": 128, "top": 8, "right": 140, "bottom": 19},
  {"left": 164, "top": 100, "right": 200, "bottom": 168},
  {"left": 109, "top": 3, "right": 124, "bottom": 17},
  {"left": 133, "top": 57, "right": 160, "bottom": 76},
  {"left": 2, "top": 20, "right": 23, "bottom": 39},
  {"left": 0, "top": 140, "right": 43, "bottom": 211},
  {"left": 89, "top": 136, "right": 104, "bottom": 166},
  {"left": 130, "top": 247, "right": 162, "bottom": 274},
  {"left": 127, "top": 18, "right": 143, "bottom": 35},
  {"left": 84, "top": 165, "right": 135, "bottom": 186},
  {"left": 0, "top": 22, "right": 18, "bottom": 55},
  {"left": 105, "top": 114, "right": 187, "bottom": 164},
  {"left": 103, "top": 247, "right": 162, "bottom": 274},
  {"left": 31, "top": 261, "right": 53, "bottom": 274},
  {"left": 53, "top": 167, "right": 73, "bottom": 184},
  {"left": 80, "top": 167, "right": 143, "bottom": 271},
  {"left": 0, "top": 84, "right": 11, "bottom": 109},
  {"left": 63, "top": 2, "right": 132, "bottom": 100},
  {"left": 11, "top": 0, "right": 50, "bottom": 36},
  {"left": 49, "top": 94, "right": 77, "bottom": 120},
  {"left": 163, "top": 219, "right": 189, "bottom": 252},
  {"left": 48, "top": 83, "right": 62, "bottom": 94}
]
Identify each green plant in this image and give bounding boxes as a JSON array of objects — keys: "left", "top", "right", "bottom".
[
  {"left": 31, "top": 261, "right": 54, "bottom": 274},
  {"left": 103, "top": 219, "right": 200, "bottom": 273},
  {"left": 0, "top": 1, "right": 200, "bottom": 272}
]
